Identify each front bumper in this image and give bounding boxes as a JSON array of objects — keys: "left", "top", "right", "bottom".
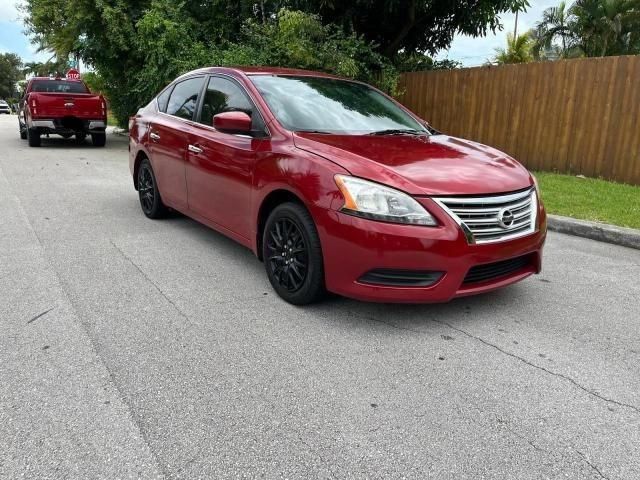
[{"left": 316, "top": 198, "right": 547, "bottom": 303}]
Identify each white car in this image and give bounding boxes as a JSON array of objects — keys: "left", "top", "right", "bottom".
[{"left": 0, "top": 100, "right": 11, "bottom": 114}]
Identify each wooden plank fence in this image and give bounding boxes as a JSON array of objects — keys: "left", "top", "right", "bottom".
[{"left": 398, "top": 56, "right": 640, "bottom": 185}]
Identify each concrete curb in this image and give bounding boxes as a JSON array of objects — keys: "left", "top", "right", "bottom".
[
  {"left": 548, "top": 214, "right": 640, "bottom": 250},
  {"left": 108, "top": 126, "right": 128, "bottom": 137}
]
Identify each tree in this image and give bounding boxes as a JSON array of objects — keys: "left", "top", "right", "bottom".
[
  {"left": 570, "top": 0, "right": 640, "bottom": 56},
  {"left": 21, "top": 0, "right": 528, "bottom": 125},
  {"left": 0, "top": 53, "right": 23, "bottom": 99},
  {"left": 534, "top": 1, "right": 573, "bottom": 58},
  {"left": 81, "top": 71, "right": 107, "bottom": 95},
  {"left": 304, "top": 0, "right": 530, "bottom": 58},
  {"left": 493, "top": 32, "right": 535, "bottom": 64},
  {"left": 533, "top": 0, "right": 640, "bottom": 58},
  {"left": 394, "top": 53, "right": 462, "bottom": 72},
  {"left": 22, "top": 58, "right": 70, "bottom": 77}
]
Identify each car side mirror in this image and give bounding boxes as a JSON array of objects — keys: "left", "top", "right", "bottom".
[{"left": 213, "top": 111, "right": 252, "bottom": 134}]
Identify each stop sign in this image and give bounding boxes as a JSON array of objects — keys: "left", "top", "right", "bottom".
[{"left": 67, "top": 68, "right": 80, "bottom": 79}]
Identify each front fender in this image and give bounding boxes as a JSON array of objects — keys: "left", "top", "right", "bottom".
[{"left": 251, "top": 146, "right": 350, "bottom": 253}]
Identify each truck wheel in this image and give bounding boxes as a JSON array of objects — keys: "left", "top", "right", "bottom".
[
  {"left": 19, "top": 125, "right": 27, "bottom": 140},
  {"left": 27, "top": 128, "right": 41, "bottom": 147},
  {"left": 91, "top": 133, "right": 106, "bottom": 147}
]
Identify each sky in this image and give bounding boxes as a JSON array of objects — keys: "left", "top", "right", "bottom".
[
  {"left": 0, "top": 0, "right": 49, "bottom": 62},
  {"left": 0, "top": 0, "right": 557, "bottom": 67},
  {"left": 436, "top": 1, "right": 558, "bottom": 66}
]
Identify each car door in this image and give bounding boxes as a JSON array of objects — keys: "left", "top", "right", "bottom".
[
  {"left": 148, "top": 76, "right": 205, "bottom": 211},
  {"left": 185, "top": 75, "right": 269, "bottom": 241}
]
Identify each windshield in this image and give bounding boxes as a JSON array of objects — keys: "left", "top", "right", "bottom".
[
  {"left": 250, "top": 75, "right": 427, "bottom": 134},
  {"left": 31, "top": 80, "right": 89, "bottom": 94}
]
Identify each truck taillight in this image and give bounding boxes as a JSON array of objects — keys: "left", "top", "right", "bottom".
[{"left": 31, "top": 98, "right": 37, "bottom": 115}]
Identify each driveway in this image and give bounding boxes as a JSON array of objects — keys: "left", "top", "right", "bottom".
[{"left": 0, "top": 114, "right": 638, "bottom": 479}]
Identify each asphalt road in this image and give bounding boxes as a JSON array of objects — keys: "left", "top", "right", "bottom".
[{"left": 1, "top": 113, "right": 639, "bottom": 479}]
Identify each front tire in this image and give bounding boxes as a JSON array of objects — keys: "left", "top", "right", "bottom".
[
  {"left": 91, "top": 133, "right": 106, "bottom": 147},
  {"left": 27, "top": 127, "right": 40, "bottom": 147},
  {"left": 262, "top": 202, "right": 326, "bottom": 305},
  {"left": 137, "top": 158, "right": 168, "bottom": 219}
]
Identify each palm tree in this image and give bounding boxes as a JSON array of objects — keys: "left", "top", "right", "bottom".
[
  {"left": 534, "top": 0, "right": 640, "bottom": 58},
  {"left": 534, "top": 1, "right": 573, "bottom": 58},
  {"left": 570, "top": 0, "right": 640, "bottom": 56},
  {"left": 22, "top": 57, "right": 69, "bottom": 77},
  {"left": 493, "top": 32, "right": 535, "bottom": 64}
]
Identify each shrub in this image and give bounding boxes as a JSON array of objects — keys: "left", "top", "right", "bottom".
[{"left": 107, "top": 8, "right": 399, "bottom": 127}]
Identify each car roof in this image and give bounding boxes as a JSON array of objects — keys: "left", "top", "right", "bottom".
[
  {"left": 182, "top": 66, "right": 344, "bottom": 80},
  {"left": 29, "top": 77, "right": 84, "bottom": 82}
]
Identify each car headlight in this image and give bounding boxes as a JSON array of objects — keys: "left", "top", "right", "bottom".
[{"left": 334, "top": 175, "right": 437, "bottom": 226}]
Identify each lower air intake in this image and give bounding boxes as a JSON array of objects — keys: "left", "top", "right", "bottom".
[{"left": 463, "top": 254, "right": 533, "bottom": 285}]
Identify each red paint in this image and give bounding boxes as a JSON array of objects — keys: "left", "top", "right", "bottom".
[
  {"left": 129, "top": 67, "right": 546, "bottom": 303},
  {"left": 213, "top": 111, "right": 252, "bottom": 132}
]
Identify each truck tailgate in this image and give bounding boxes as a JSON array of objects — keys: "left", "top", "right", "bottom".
[{"left": 31, "top": 93, "right": 104, "bottom": 119}]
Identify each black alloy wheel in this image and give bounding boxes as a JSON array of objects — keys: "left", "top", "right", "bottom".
[
  {"left": 137, "top": 159, "right": 168, "bottom": 219},
  {"left": 263, "top": 203, "right": 325, "bottom": 305},
  {"left": 267, "top": 218, "right": 308, "bottom": 292}
]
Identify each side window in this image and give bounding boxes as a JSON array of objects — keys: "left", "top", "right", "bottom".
[
  {"left": 156, "top": 86, "right": 173, "bottom": 113},
  {"left": 166, "top": 77, "right": 204, "bottom": 120},
  {"left": 199, "top": 76, "right": 265, "bottom": 133}
]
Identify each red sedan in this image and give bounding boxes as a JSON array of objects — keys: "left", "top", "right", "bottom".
[{"left": 129, "top": 67, "right": 546, "bottom": 304}]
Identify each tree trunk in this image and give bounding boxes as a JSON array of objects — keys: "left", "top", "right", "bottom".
[{"left": 382, "top": 0, "right": 417, "bottom": 58}]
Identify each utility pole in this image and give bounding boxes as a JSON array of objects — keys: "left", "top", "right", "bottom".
[{"left": 514, "top": 10, "right": 519, "bottom": 39}]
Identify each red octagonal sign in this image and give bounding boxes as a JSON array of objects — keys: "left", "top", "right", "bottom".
[{"left": 67, "top": 68, "right": 80, "bottom": 79}]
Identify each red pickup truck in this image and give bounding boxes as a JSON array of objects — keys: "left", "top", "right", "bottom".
[{"left": 19, "top": 77, "right": 107, "bottom": 147}]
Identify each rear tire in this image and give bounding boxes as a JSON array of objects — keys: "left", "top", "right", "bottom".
[
  {"left": 27, "top": 128, "right": 40, "bottom": 147},
  {"left": 91, "top": 133, "right": 106, "bottom": 147},
  {"left": 137, "top": 158, "right": 168, "bottom": 219},
  {"left": 19, "top": 125, "right": 27, "bottom": 140},
  {"left": 262, "top": 202, "right": 326, "bottom": 305}
]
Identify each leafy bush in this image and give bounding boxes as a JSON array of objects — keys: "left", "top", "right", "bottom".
[
  {"left": 107, "top": 8, "right": 399, "bottom": 127},
  {"left": 395, "top": 53, "right": 462, "bottom": 72}
]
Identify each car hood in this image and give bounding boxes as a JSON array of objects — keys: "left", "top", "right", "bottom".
[{"left": 293, "top": 133, "right": 533, "bottom": 196}]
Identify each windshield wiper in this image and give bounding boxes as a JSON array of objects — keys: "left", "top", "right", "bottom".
[
  {"left": 297, "top": 129, "right": 334, "bottom": 134},
  {"left": 367, "top": 129, "right": 428, "bottom": 136}
]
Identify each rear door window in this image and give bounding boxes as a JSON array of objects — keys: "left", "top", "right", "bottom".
[
  {"left": 166, "top": 77, "right": 205, "bottom": 120},
  {"left": 156, "top": 86, "right": 173, "bottom": 113}
]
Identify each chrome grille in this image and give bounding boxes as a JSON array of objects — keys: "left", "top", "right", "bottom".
[{"left": 434, "top": 188, "right": 538, "bottom": 244}]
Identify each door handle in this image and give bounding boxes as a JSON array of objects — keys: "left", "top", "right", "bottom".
[
  {"left": 149, "top": 132, "right": 160, "bottom": 142},
  {"left": 188, "top": 144, "right": 203, "bottom": 154}
]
